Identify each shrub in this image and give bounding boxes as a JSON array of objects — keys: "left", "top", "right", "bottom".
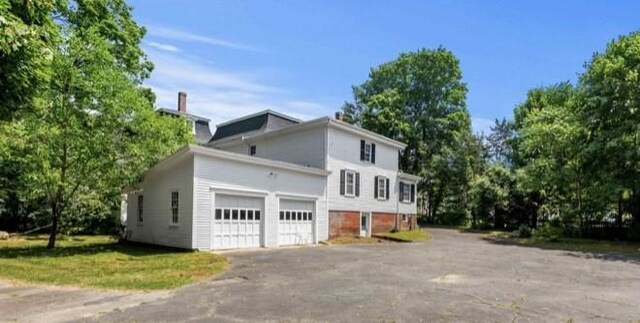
[
  {"left": 513, "top": 225, "right": 533, "bottom": 238},
  {"left": 534, "top": 225, "right": 563, "bottom": 242}
]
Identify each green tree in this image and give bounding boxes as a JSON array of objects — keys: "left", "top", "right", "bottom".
[
  {"left": 0, "top": 0, "right": 191, "bottom": 248},
  {"left": 342, "top": 48, "right": 475, "bottom": 224},
  {"left": 0, "top": 0, "right": 56, "bottom": 120},
  {"left": 470, "top": 163, "right": 512, "bottom": 229},
  {"left": 579, "top": 31, "right": 640, "bottom": 225}
]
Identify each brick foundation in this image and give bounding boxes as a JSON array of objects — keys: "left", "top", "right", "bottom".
[
  {"left": 328, "top": 211, "right": 360, "bottom": 238},
  {"left": 330, "top": 211, "right": 419, "bottom": 238},
  {"left": 371, "top": 212, "right": 396, "bottom": 234},
  {"left": 399, "top": 213, "right": 418, "bottom": 231}
]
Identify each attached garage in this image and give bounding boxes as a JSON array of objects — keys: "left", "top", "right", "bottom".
[
  {"left": 212, "top": 194, "right": 264, "bottom": 250},
  {"left": 126, "top": 145, "right": 329, "bottom": 251},
  {"left": 278, "top": 199, "right": 315, "bottom": 246}
]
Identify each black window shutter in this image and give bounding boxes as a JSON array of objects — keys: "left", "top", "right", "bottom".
[
  {"left": 340, "top": 170, "right": 345, "bottom": 195},
  {"left": 399, "top": 182, "right": 405, "bottom": 201},
  {"left": 385, "top": 178, "right": 390, "bottom": 200},
  {"left": 371, "top": 143, "right": 376, "bottom": 164},
  {"left": 355, "top": 173, "right": 360, "bottom": 197},
  {"left": 410, "top": 184, "right": 416, "bottom": 202},
  {"left": 360, "top": 140, "right": 365, "bottom": 161},
  {"left": 374, "top": 176, "right": 379, "bottom": 199}
]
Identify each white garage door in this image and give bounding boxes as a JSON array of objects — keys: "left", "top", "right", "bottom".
[
  {"left": 213, "top": 194, "right": 263, "bottom": 249},
  {"left": 278, "top": 199, "right": 315, "bottom": 246}
]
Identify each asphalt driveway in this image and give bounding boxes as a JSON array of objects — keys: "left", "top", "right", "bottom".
[
  {"left": 77, "top": 227, "right": 640, "bottom": 322},
  {"left": 5, "top": 228, "right": 640, "bottom": 322}
]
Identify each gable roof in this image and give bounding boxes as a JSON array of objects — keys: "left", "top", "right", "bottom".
[{"left": 211, "top": 110, "right": 301, "bottom": 142}]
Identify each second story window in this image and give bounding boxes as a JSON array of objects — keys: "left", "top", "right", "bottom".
[
  {"left": 249, "top": 145, "right": 256, "bottom": 156},
  {"left": 360, "top": 140, "right": 376, "bottom": 163},
  {"left": 340, "top": 170, "right": 360, "bottom": 197}
]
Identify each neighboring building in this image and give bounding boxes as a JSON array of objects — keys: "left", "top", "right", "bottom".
[
  {"left": 125, "top": 109, "right": 419, "bottom": 250},
  {"left": 157, "top": 92, "right": 212, "bottom": 144}
]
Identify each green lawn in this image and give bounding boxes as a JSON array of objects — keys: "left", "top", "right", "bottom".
[
  {"left": 377, "top": 229, "right": 431, "bottom": 242},
  {"left": 0, "top": 235, "right": 228, "bottom": 290},
  {"left": 483, "top": 232, "right": 640, "bottom": 256}
]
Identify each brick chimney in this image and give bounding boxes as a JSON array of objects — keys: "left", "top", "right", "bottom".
[
  {"left": 178, "top": 92, "right": 187, "bottom": 113},
  {"left": 335, "top": 111, "right": 343, "bottom": 121}
]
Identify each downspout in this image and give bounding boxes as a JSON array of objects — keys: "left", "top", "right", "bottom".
[{"left": 396, "top": 171, "right": 401, "bottom": 231}]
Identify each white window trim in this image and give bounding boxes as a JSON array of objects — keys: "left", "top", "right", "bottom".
[
  {"left": 400, "top": 182, "right": 411, "bottom": 203},
  {"left": 363, "top": 142, "right": 372, "bottom": 162},
  {"left": 377, "top": 176, "right": 387, "bottom": 200},
  {"left": 170, "top": 190, "right": 180, "bottom": 226},
  {"left": 344, "top": 170, "right": 356, "bottom": 197}
]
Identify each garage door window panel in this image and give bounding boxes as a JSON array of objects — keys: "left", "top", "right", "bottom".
[{"left": 278, "top": 204, "right": 314, "bottom": 246}]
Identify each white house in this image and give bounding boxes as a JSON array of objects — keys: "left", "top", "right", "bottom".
[{"left": 125, "top": 107, "right": 419, "bottom": 250}]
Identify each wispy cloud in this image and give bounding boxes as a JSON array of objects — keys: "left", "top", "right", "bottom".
[
  {"left": 146, "top": 25, "right": 260, "bottom": 52},
  {"left": 144, "top": 47, "right": 331, "bottom": 127},
  {"left": 146, "top": 41, "right": 180, "bottom": 53}
]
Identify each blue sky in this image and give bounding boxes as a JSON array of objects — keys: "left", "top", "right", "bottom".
[{"left": 129, "top": 0, "right": 640, "bottom": 134}]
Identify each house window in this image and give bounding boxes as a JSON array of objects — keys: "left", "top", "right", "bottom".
[
  {"left": 400, "top": 182, "right": 411, "bottom": 203},
  {"left": 399, "top": 182, "right": 416, "bottom": 203},
  {"left": 249, "top": 145, "right": 256, "bottom": 156},
  {"left": 170, "top": 191, "right": 179, "bottom": 224},
  {"left": 377, "top": 177, "right": 386, "bottom": 200},
  {"left": 402, "top": 214, "right": 408, "bottom": 222},
  {"left": 346, "top": 171, "right": 355, "bottom": 196},
  {"left": 340, "top": 169, "right": 360, "bottom": 197},
  {"left": 137, "top": 195, "right": 144, "bottom": 222},
  {"left": 360, "top": 140, "right": 376, "bottom": 163}
]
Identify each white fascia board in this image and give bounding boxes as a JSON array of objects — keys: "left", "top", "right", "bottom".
[
  {"left": 137, "top": 145, "right": 193, "bottom": 180},
  {"left": 328, "top": 119, "right": 407, "bottom": 149}
]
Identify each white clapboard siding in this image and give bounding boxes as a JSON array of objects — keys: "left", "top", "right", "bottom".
[
  {"left": 126, "top": 155, "right": 194, "bottom": 249},
  {"left": 193, "top": 153, "right": 328, "bottom": 250},
  {"left": 220, "top": 126, "right": 326, "bottom": 169},
  {"left": 327, "top": 127, "right": 418, "bottom": 214}
]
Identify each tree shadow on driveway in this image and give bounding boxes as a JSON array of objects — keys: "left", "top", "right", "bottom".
[{"left": 481, "top": 235, "right": 640, "bottom": 265}]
